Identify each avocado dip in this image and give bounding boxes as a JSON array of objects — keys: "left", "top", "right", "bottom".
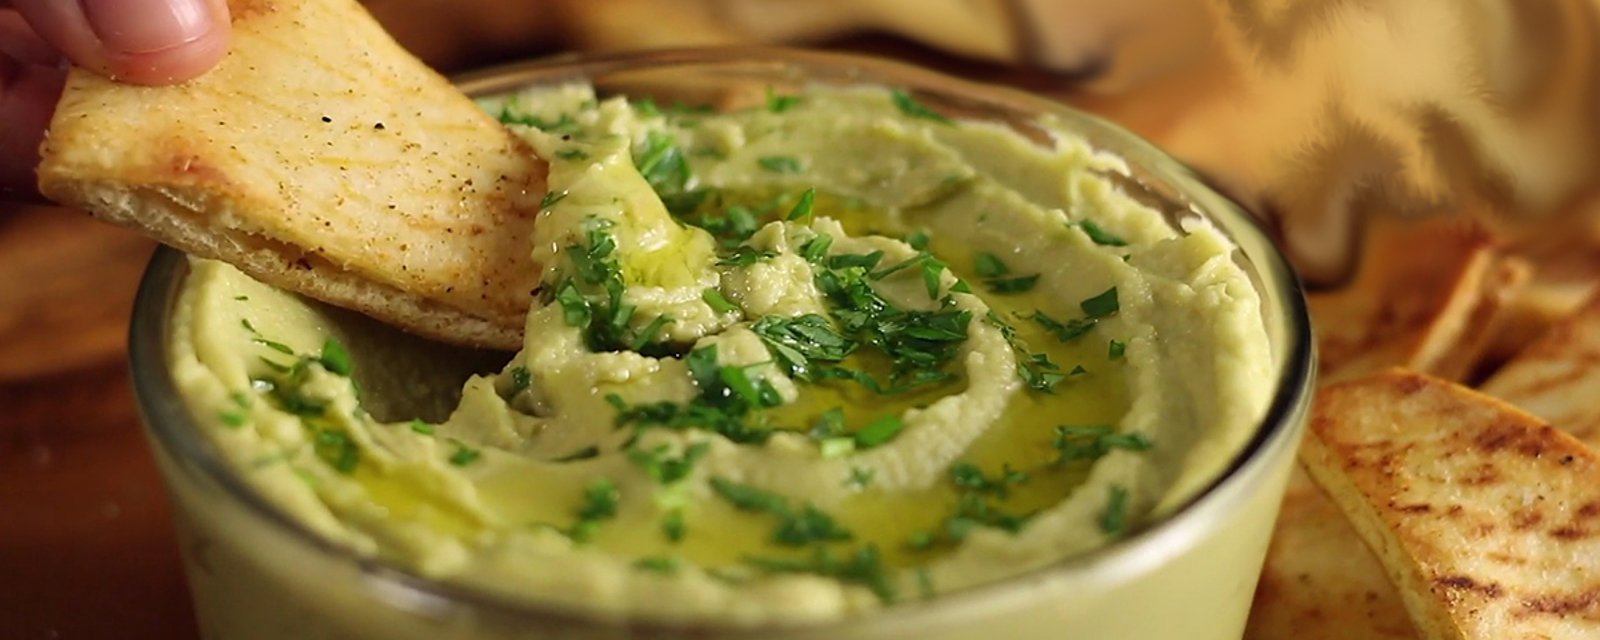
[{"left": 167, "top": 83, "right": 1274, "bottom": 624}]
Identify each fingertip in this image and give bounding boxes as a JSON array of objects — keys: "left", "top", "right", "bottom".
[{"left": 104, "top": 20, "right": 229, "bottom": 85}]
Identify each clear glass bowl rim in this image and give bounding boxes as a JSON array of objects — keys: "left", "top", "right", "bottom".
[{"left": 128, "top": 45, "right": 1316, "bottom": 636}]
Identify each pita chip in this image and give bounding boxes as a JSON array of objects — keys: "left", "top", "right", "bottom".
[
  {"left": 1309, "top": 217, "right": 1527, "bottom": 383},
  {"left": 1482, "top": 293, "right": 1600, "bottom": 446},
  {"left": 1301, "top": 369, "right": 1600, "bottom": 640},
  {"left": 38, "top": 0, "right": 547, "bottom": 349}
]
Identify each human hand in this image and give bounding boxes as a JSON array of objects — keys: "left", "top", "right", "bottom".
[{"left": 2, "top": 0, "right": 231, "bottom": 196}]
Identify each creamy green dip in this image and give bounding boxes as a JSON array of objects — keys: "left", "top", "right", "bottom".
[{"left": 169, "top": 84, "right": 1273, "bottom": 624}]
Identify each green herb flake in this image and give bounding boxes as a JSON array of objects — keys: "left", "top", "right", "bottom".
[
  {"left": 629, "top": 315, "right": 673, "bottom": 351},
  {"left": 313, "top": 429, "right": 360, "bottom": 474},
  {"left": 555, "top": 148, "right": 589, "bottom": 161},
  {"left": 890, "top": 89, "right": 952, "bottom": 124},
  {"left": 233, "top": 295, "right": 249, "bottom": 301},
  {"left": 408, "top": 419, "right": 435, "bottom": 436},
  {"left": 570, "top": 477, "right": 620, "bottom": 542},
  {"left": 449, "top": 443, "right": 482, "bottom": 467},
  {"left": 633, "top": 555, "right": 682, "bottom": 574},
  {"left": 846, "top": 466, "right": 875, "bottom": 489},
  {"left": 765, "top": 87, "right": 801, "bottom": 113},
  {"left": 785, "top": 187, "right": 817, "bottom": 221},
  {"left": 1074, "top": 219, "right": 1128, "bottom": 246},
  {"left": 253, "top": 337, "right": 295, "bottom": 356},
  {"left": 757, "top": 155, "right": 803, "bottom": 174},
  {"left": 853, "top": 415, "right": 905, "bottom": 449},
  {"left": 1081, "top": 287, "right": 1120, "bottom": 318},
  {"left": 985, "top": 274, "right": 1039, "bottom": 294},
  {"left": 799, "top": 233, "right": 833, "bottom": 263},
  {"left": 905, "top": 229, "right": 931, "bottom": 251},
  {"left": 1100, "top": 485, "right": 1130, "bottom": 534},
  {"left": 702, "top": 288, "right": 740, "bottom": 314},
  {"left": 508, "top": 366, "right": 532, "bottom": 394},
  {"left": 629, "top": 442, "right": 711, "bottom": 485},
  {"left": 974, "top": 252, "right": 1009, "bottom": 278},
  {"left": 662, "top": 508, "right": 686, "bottom": 542},
  {"left": 1053, "top": 425, "right": 1152, "bottom": 464},
  {"left": 1109, "top": 339, "right": 1127, "bottom": 360},
  {"left": 540, "top": 190, "right": 568, "bottom": 210},
  {"left": 319, "top": 337, "right": 353, "bottom": 376},
  {"left": 555, "top": 281, "right": 592, "bottom": 328}
]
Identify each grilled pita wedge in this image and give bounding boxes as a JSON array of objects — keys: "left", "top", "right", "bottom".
[
  {"left": 1482, "top": 293, "right": 1600, "bottom": 446},
  {"left": 38, "top": 0, "right": 547, "bottom": 350},
  {"left": 1245, "top": 467, "right": 1418, "bottom": 640},
  {"left": 1302, "top": 369, "right": 1600, "bottom": 640},
  {"left": 1308, "top": 217, "right": 1527, "bottom": 383}
]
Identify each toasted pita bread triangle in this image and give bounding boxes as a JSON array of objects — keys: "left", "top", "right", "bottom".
[
  {"left": 1483, "top": 292, "right": 1600, "bottom": 446},
  {"left": 1309, "top": 216, "right": 1527, "bottom": 383},
  {"left": 1245, "top": 467, "right": 1418, "bottom": 640},
  {"left": 38, "top": 0, "right": 546, "bottom": 349},
  {"left": 1302, "top": 369, "right": 1600, "bottom": 640}
]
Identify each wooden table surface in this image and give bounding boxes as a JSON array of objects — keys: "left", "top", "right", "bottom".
[{"left": 0, "top": 35, "right": 1198, "bottom": 638}]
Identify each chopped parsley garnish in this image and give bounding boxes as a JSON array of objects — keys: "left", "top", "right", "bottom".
[
  {"left": 949, "top": 462, "right": 1029, "bottom": 499},
  {"left": 971, "top": 252, "right": 1039, "bottom": 294},
  {"left": 757, "top": 155, "right": 803, "bottom": 174},
  {"left": 634, "top": 130, "right": 693, "bottom": 202},
  {"left": 508, "top": 366, "right": 532, "bottom": 394},
  {"left": 313, "top": 429, "right": 360, "bottom": 474},
  {"left": 1032, "top": 287, "right": 1119, "bottom": 344},
  {"left": 633, "top": 555, "right": 682, "bottom": 574},
  {"left": 785, "top": 187, "right": 816, "bottom": 221},
  {"left": 853, "top": 415, "right": 905, "bottom": 449},
  {"left": 752, "top": 314, "right": 855, "bottom": 381},
  {"left": 555, "top": 148, "right": 589, "bottom": 161},
  {"left": 218, "top": 392, "right": 250, "bottom": 428},
  {"left": 744, "top": 544, "right": 895, "bottom": 602},
  {"left": 1108, "top": 339, "right": 1126, "bottom": 360},
  {"left": 449, "top": 443, "right": 482, "bottom": 466},
  {"left": 710, "top": 477, "right": 853, "bottom": 546},
  {"left": 715, "top": 245, "right": 777, "bottom": 267},
  {"left": 766, "top": 87, "right": 801, "bottom": 113},
  {"left": 408, "top": 419, "right": 435, "bottom": 436},
  {"left": 890, "top": 89, "right": 951, "bottom": 124},
  {"left": 905, "top": 229, "right": 931, "bottom": 251},
  {"left": 629, "top": 442, "right": 711, "bottom": 485},
  {"left": 1081, "top": 287, "right": 1120, "bottom": 318},
  {"left": 553, "top": 445, "right": 600, "bottom": 462},
  {"left": 607, "top": 345, "right": 778, "bottom": 444},
  {"left": 240, "top": 318, "right": 258, "bottom": 333},
  {"left": 318, "top": 338, "right": 352, "bottom": 376},
  {"left": 1074, "top": 219, "right": 1128, "bottom": 246},
  {"left": 254, "top": 337, "right": 295, "bottom": 355},
  {"left": 662, "top": 508, "right": 686, "bottom": 542},
  {"left": 702, "top": 288, "right": 741, "bottom": 314},
  {"left": 816, "top": 262, "right": 970, "bottom": 388},
  {"left": 846, "top": 466, "right": 875, "bottom": 489},
  {"left": 1100, "top": 485, "right": 1130, "bottom": 534},
  {"left": 799, "top": 233, "right": 833, "bottom": 263},
  {"left": 550, "top": 220, "right": 672, "bottom": 353},
  {"left": 1053, "top": 425, "right": 1152, "bottom": 464},
  {"left": 540, "top": 190, "right": 568, "bottom": 210},
  {"left": 570, "top": 476, "right": 620, "bottom": 542},
  {"left": 499, "top": 110, "right": 578, "bottom": 134}
]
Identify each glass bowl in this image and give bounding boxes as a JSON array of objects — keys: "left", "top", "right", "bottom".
[{"left": 129, "top": 46, "right": 1315, "bottom": 640}]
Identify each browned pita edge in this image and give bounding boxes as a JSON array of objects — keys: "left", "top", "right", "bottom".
[
  {"left": 1482, "top": 292, "right": 1600, "bottom": 446},
  {"left": 1308, "top": 216, "right": 1525, "bottom": 383},
  {"left": 37, "top": 0, "right": 546, "bottom": 350},
  {"left": 1301, "top": 369, "right": 1600, "bottom": 640},
  {"left": 1244, "top": 467, "right": 1419, "bottom": 640}
]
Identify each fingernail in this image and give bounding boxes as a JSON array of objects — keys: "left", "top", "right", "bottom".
[{"left": 79, "top": 0, "right": 216, "bottom": 55}]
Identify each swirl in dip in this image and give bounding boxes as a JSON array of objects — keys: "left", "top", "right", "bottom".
[{"left": 169, "top": 84, "right": 1273, "bottom": 624}]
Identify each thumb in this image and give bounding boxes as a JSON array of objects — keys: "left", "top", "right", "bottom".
[{"left": 14, "top": 0, "right": 230, "bottom": 86}]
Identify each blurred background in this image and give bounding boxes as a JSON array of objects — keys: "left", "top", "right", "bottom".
[{"left": 5, "top": 0, "right": 1600, "bottom": 637}]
